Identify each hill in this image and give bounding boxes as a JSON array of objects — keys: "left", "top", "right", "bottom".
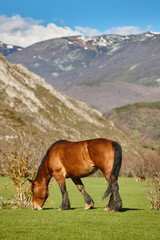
[
  {"left": 0, "top": 41, "right": 23, "bottom": 56},
  {"left": 104, "top": 102, "right": 160, "bottom": 154},
  {"left": 0, "top": 54, "right": 158, "bottom": 176},
  {"left": 6, "top": 32, "right": 160, "bottom": 111}
]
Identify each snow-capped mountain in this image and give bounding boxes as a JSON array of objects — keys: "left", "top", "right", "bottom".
[
  {"left": 0, "top": 41, "right": 23, "bottom": 56},
  {"left": 6, "top": 32, "right": 160, "bottom": 111}
]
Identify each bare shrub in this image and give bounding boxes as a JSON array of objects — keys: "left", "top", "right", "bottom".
[
  {"left": 142, "top": 153, "right": 160, "bottom": 210},
  {"left": 146, "top": 161, "right": 160, "bottom": 210},
  {"left": 2, "top": 149, "right": 35, "bottom": 207},
  {"left": 0, "top": 132, "right": 37, "bottom": 208}
]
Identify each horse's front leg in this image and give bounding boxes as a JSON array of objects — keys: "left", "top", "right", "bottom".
[
  {"left": 72, "top": 178, "right": 94, "bottom": 209},
  {"left": 53, "top": 173, "right": 71, "bottom": 210},
  {"left": 59, "top": 184, "right": 71, "bottom": 210}
]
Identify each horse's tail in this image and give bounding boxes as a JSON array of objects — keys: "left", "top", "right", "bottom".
[{"left": 102, "top": 141, "right": 122, "bottom": 200}]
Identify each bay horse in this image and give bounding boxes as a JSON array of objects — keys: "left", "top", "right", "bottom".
[
  {"left": 135, "top": 175, "right": 146, "bottom": 182},
  {"left": 28, "top": 138, "right": 122, "bottom": 211}
]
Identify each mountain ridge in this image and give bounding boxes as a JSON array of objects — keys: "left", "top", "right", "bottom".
[
  {"left": 0, "top": 41, "right": 23, "bottom": 56},
  {"left": 7, "top": 32, "right": 160, "bottom": 86},
  {"left": 6, "top": 32, "right": 160, "bottom": 111}
]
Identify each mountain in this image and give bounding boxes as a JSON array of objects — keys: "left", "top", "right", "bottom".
[
  {"left": 6, "top": 32, "right": 160, "bottom": 111},
  {"left": 0, "top": 54, "right": 158, "bottom": 176},
  {"left": 0, "top": 41, "right": 23, "bottom": 56},
  {"left": 104, "top": 102, "right": 160, "bottom": 155}
]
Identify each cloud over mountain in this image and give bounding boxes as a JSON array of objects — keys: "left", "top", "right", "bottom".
[
  {"left": 0, "top": 15, "right": 81, "bottom": 47},
  {"left": 105, "top": 26, "right": 142, "bottom": 35},
  {"left": 0, "top": 15, "right": 145, "bottom": 47}
]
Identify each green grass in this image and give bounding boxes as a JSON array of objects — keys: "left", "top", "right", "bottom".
[
  {"left": 115, "top": 101, "right": 160, "bottom": 112},
  {"left": 0, "top": 177, "right": 160, "bottom": 240}
]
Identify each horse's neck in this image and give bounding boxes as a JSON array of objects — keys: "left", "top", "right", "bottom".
[{"left": 35, "top": 161, "right": 51, "bottom": 185}]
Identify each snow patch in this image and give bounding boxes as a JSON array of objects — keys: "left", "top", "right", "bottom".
[
  {"left": 129, "top": 64, "right": 139, "bottom": 71},
  {"left": 52, "top": 72, "right": 59, "bottom": 77},
  {"left": 7, "top": 45, "right": 13, "bottom": 49},
  {"left": 92, "top": 37, "right": 107, "bottom": 47},
  {"left": 68, "top": 41, "right": 74, "bottom": 45},
  {"left": 151, "top": 31, "right": 160, "bottom": 35}
]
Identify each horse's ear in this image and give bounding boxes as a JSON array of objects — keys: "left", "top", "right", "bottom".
[{"left": 27, "top": 178, "right": 35, "bottom": 184}]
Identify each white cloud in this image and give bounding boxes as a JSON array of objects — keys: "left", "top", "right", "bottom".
[
  {"left": 75, "top": 26, "right": 102, "bottom": 36},
  {"left": 0, "top": 15, "right": 145, "bottom": 48},
  {"left": 75, "top": 25, "right": 144, "bottom": 37},
  {"left": 105, "top": 26, "right": 142, "bottom": 35},
  {"left": 0, "top": 15, "right": 81, "bottom": 47},
  {"left": 147, "top": 25, "right": 152, "bottom": 32}
]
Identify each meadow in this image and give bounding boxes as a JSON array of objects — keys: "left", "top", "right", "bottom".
[{"left": 0, "top": 177, "right": 160, "bottom": 240}]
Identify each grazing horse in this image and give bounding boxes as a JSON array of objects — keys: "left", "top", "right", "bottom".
[
  {"left": 28, "top": 138, "right": 122, "bottom": 211},
  {"left": 135, "top": 175, "right": 146, "bottom": 182}
]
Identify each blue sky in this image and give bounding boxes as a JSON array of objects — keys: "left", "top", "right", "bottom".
[{"left": 0, "top": 0, "right": 160, "bottom": 47}]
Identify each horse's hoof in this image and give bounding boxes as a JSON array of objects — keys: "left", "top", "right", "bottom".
[
  {"left": 59, "top": 206, "right": 70, "bottom": 211},
  {"left": 104, "top": 206, "right": 110, "bottom": 211},
  {"left": 104, "top": 205, "right": 120, "bottom": 212},
  {"left": 85, "top": 202, "right": 94, "bottom": 210},
  {"left": 104, "top": 205, "right": 113, "bottom": 211}
]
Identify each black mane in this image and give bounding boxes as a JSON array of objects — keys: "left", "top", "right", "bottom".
[{"left": 34, "top": 140, "right": 65, "bottom": 181}]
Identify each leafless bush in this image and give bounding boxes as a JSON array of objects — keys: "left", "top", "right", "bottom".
[
  {"left": 142, "top": 153, "right": 160, "bottom": 210},
  {"left": 146, "top": 161, "right": 160, "bottom": 210},
  {"left": 2, "top": 150, "right": 35, "bottom": 207},
  {"left": 0, "top": 132, "right": 37, "bottom": 208}
]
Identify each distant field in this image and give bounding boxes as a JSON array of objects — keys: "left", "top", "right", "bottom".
[{"left": 0, "top": 177, "right": 160, "bottom": 240}]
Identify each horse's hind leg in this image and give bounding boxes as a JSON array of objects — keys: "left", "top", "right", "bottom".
[
  {"left": 105, "top": 182, "right": 122, "bottom": 211},
  {"left": 72, "top": 178, "right": 94, "bottom": 209}
]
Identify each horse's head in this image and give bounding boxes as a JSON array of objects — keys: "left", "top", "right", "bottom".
[{"left": 28, "top": 179, "right": 49, "bottom": 210}]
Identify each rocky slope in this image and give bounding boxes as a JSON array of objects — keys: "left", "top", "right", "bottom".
[{"left": 0, "top": 54, "right": 157, "bottom": 176}]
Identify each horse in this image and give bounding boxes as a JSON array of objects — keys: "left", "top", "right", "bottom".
[
  {"left": 135, "top": 175, "right": 146, "bottom": 182},
  {"left": 28, "top": 138, "right": 122, "bottom": 211}
]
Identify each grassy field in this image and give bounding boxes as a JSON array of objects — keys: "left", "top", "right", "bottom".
[{"left": 0, "top": 177, "right": 160, "bottom": 240}]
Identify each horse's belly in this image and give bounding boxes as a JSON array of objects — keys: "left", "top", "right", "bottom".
[{"left": 66, "top": 165, "right": 98, "bottom": 178}]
